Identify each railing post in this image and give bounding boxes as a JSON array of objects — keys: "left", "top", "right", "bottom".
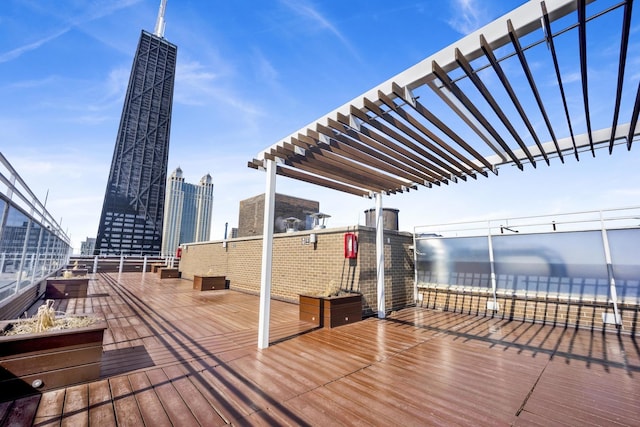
[
  {"left": 600, "top": 211, "right": 621, "bottom": 326},
  {"left": 143, "top": 255, "right": 148, "bottom": 273},
  {"left": 93, "top": 256, "right": 98, "bottom": 274},
  {"left": 487, "top": 222, "right": 499, "bottom": 311},
  {"left": 119, "top": 254, "right": 124, "bottom": 274}
]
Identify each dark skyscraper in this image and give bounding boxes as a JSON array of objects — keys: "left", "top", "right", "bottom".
[{"left": 95, "top": 1, "right": 177, "bottom": 255}]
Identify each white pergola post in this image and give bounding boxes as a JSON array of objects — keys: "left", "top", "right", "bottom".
[
  {"left": 258, "top": 159, "right": 277, "bottom": 349},
  {"left": 375, "top": 192, "right": 385, "bottom": 318}
]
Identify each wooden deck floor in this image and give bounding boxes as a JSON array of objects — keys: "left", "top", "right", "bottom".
[{"left": 1, "top": 272, "right": 639, "bottom": 426}]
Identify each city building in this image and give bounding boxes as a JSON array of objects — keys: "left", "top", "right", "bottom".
[
  {"left": 94, "top": 4, "right": 177, "bottom": 255},
  {"left": 237, "top": 193, "right": 319, "bottom": 237},
  {"left": 161, "top": 167, "right": 214, "bottom": 256},
  {"left": 79, "top": 238, "right": 96, "bottom": 256}
]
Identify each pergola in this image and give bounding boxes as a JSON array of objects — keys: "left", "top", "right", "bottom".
[{"left": 249, "top": 0, "right": 639, "bottom": 348}]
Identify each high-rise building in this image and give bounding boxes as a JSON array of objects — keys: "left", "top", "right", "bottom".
[
  {"left": 95, "top": 1, "right": 177, "bottom": 255},
  {"left": 161, "top": 167, "right": 214, "bottom": 256}
]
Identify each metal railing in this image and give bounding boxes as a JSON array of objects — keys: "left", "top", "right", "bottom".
[
  {"left": 414, "top": 207, "right": 640, "bottom": 324},
  {"left": 0, "top": 153, "right": 71, "bottom": 308}
]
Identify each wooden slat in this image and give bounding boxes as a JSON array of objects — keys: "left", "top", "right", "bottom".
[
  {"left": 320, "top": 120, "right": 436, "bottom": 184},
  {"left": 145, "top": 368, "right": 200, "bottom": 426},
  {"left": 109, "top": 375, "right": 145, "bottom": 426},
  {"left": 61, "top": 384, "right": 88, "bottom": 427},
  {"left": 432, "top": 60, "right": 524, "bottom": 170},
  {"left": 350, "top": 105, "right": 453, "bottom": 178},
  {"left": 127, "top": 371, "right": 172, "bottom": 426},
  {"left": 363, "top": 97, "right": 472, "bottom": 179},
  {"left": 33, "top": 389, "right": 65, "bottom": 426},
  {"left": 162, "top": 364, "right": 227, "bottom": 426},
  {"left": 391, "top": 82, "right": 495, "bottom": 172},
  {"left": 377, "top": 89, "right": 488, "bottom": 176},
  {"left": 88, "top": 380, "right": 116, "bottom": 426}
]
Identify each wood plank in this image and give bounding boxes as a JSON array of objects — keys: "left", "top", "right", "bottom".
[
  {"left": 61, "top": 384, "right": 88, "bottom": 427},
  {"left": 179, "top": 362, "right": 245, "bottom": 424},
  {"left": 32, "top": 389, "right": 65, "bottom": 426},
  {"left": 109, "top": 375, "right": 144, "bottom": 426},
  {"left": 127, "top": 371, "right": 172, "bottom": 427},
  {"left": 144, "top": 368, "right": 199, "bottom": 427},
  {"left": 162, "top": 364, "right": 227, "bottom": 426},
  {"left": 88, "top": 379, "right": 116, "bottom": 426}
]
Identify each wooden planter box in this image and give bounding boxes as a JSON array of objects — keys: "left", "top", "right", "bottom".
[
  {"left": 61, "top": 268, "right": 88, "bottom": 277},
  {"left": 45, "top": 277, "right": 89, "bottom": 299},
  {"left": 159, "top": 268, "right": 181, "bottom": 279},
  {"left": 0, "top": 317, "right": 107, "bottom": 401},
  {"left": 299, "top": 293, "right": 362, "bottom": 328},
  {"left": 193, "top": 275, "right": 226, "bottom": 291}
]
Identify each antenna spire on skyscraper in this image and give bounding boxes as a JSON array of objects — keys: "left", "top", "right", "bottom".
[{"left": 154, "top": 0, "right": 168, "bottom": 38}]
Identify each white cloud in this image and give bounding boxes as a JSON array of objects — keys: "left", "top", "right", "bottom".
[
  {"left": 279, "top": 0, "right": 360, "bottom": 60},
  {"left": 446, "top": 0, "right": 487, "bottom": 35},
  {"left": 0, "top": 28, "right": 70, "bottom": 64},
  {"left": 104, "top": 67, "right": 130, "bottom": 100},
  {"left": 561, "top": 71, "right": 581, "bottom": 84},
  {"left": 252, "top": 49, "right": 279, "bottom": 84},
  {"left": 0, "top": 0, "right": 143, "bottom": 64},
  {"left": 173, "top": 60, "right": 264, "bottom": 117}
]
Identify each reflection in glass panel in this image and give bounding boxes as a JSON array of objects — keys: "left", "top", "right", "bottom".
[
  {"left": 608, "top": 228, "right": 640, "bottom": 304},
  {"left": 1, "top": 206, "right": 30, "bottom": 254},
  {"left": 492, "top": 231, "right": 609, "bottom": 299},
  {"left": 0, "top": 206, "right": 30, "bottom": 299},
  {"left": 416, "top": 236, "right": 491, "bottom": 288},
  {"left": 0, "top": 165, "right": 71, "bottom": 309}
]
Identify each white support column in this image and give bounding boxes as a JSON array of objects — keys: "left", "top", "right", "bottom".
[
  {"left": 93, "top": 256, "right": 98, "bottom": 274},
  {"left": 375, "top": 192, "right": 385, "bottom": 318},
  {"left": 119, "top": 255, "right": 124, "bottom": 274},
  {"left": 412, "top": 230, "right": 418, "bottom": 303},
  {"left": 258, "top": 159, "right": 277, "bottom": 349},
  {"left": 143, "top": 255, "right": 148, "bottom": 273}
]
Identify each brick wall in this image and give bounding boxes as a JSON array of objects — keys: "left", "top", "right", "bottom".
[{"left": 179, "top": 226, "right": 415, "bottom": 316}]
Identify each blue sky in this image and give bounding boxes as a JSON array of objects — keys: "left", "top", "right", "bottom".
[{"left": 1, "top": 0, "right": 638, "bottom": 252}]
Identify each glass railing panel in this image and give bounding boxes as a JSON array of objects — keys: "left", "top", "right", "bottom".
[
  {"left": 608, "top": 228, "right": 640, "bottom": 304},
  {"left": 493, "top": 231, "right": 609, "bottom": 300},
  {"left": 416, "top": 236, "right": 491, "bottom": 289}
]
